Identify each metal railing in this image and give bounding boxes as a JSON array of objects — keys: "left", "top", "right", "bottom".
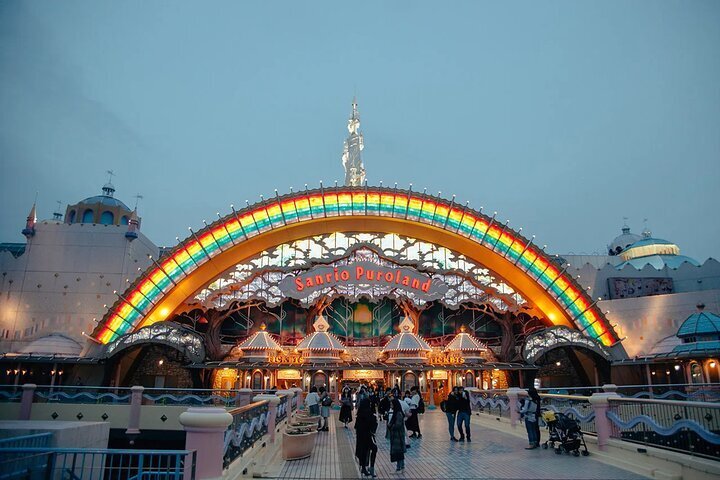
[
  {"left": 276, "top": 395, "right": 288, "bottom": 422},
  {"left": 0, "top": 433, "right": 52, "bottom": 449},
  {"left": 539, "top": 394, "right": 596, "bottom": 434},
  {"left": 469, "top": 390, "right": 511, "bottom": 419},
  {"left": 223, "top": 400, "right": 269, "bottom": 469},
  {"left": 0, "top": 448, "right": 196, "bottom": 480},
  {"left": 537, "top": 383, "right": 720, "bottom": 402},
  {"left": 142, "top": 388, "right": 241, "bottom": 407},
  {"left": 607, "top": 397, "right": 720, "bottom": 460}
]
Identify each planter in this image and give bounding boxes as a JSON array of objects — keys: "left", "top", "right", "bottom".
[
  {"left": 291, "top": 415, "right": 320, "bottom": 425},
  {"left": 282, "top": 429, "right": 317, "bottom": 460}
]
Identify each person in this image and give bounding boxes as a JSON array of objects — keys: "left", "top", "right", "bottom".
[
  {"left": 386, "top": 390, "right": 409, "bottom": 472},
  {"left": 406, "top": 386, "right": 422, "bottom": 438},
  {"left": 456, "top": 386, "right": 472, "bottom": 442},
  {"left": 440, "top": 388, "right": 459, "bottom": 441},
  {"left": 355, "top": 386, "right": 378, "bottom": 478},
  {"left": 339, "top": 387, "right": 353, "bottom": 428},
  {"left": 378, "top": 388, "right": 391, "bottom": 422},
  {"left": 519, "top": 387, "right": 542, "bottom": 449},
  {"left": 305, "top": 385, "right": 320, "bottom": 422},
  {"left": 318, "top": 386, "right": 332, "bottom": 431}
]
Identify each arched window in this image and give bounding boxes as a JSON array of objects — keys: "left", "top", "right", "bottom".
[
  {"left": 706, "top": 360, "right": 719, "bottom": 383},
  {"left": 403, "top": 372, "right": 416, "bottom": 391},
  {"left": 120, "top": 215, "right": 129, "bottom": 225},
  {"left": 81, "top": 209, "right": 94, "bottom": 223},
  {"left": 313, "top": 372, "right": 327, "bottom": 388},
  {"left": 465, "top": 372, "right": 475, "bottom": 387},
  {"left": 100, "top": 211, "right": 114, "bottom": 225},
  {"left": 252, "top": 371, "right": 263, "bottom": 390},
  {"left": 67, "top": 210, "right": 76, "bottom": 223},
  {"left": 690, "top": 362, "right": 704, "bottom": 384}
]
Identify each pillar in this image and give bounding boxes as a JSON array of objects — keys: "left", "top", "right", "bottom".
[
  {"left": 589, "top": 388, "right": 620, "bottom": 451},
  {"left": 179, "top": 407, "right": 233, "bottom": 480},
  {"left": 125, "top": 386, "right": 144, "bottom": 436},
  {"left": 237, "top": 388, "right": 253, "bottom": 407},
  {"left": 253, "top": 395, "right": 281, "bottom": 444},
  {"left": 428, "top": 375, "right": 435, "bottom": 408},
  {"left": 292, "top": 387, "right": 304, "bottom": 410},
  {"left": 506, "top": 387, "right": 524, "bottom": 428},
  {"left": 19, "top": 384, "right": 36, "bottom": 420}
]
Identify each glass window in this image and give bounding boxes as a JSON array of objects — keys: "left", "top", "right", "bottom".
[
  {"left": 100, "top": 211, "right": 114, "bottom": 225},
  {"left": 82, "top": 209, "right": 94, "bottom": 223}
]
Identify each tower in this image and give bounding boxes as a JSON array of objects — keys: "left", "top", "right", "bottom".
[
  {"left": 342, "top": 98, "right": 366, "bottom": 186},
  {"left": 21, "top": 202, "right": 37, "bottom": 238}
]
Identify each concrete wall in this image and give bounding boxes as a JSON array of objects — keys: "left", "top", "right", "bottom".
[{"left": 0, "top": 221, "right": 157, "bottom": 355}]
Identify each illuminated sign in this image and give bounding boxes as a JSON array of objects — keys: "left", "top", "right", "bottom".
[
  {"left": 277, "top": 369, "right": 302, "bottom": 380},
  {"left": 343, "top": 369, "right": 385, "bottom": 380},
  {"left": 279, "top": 261, "right": 448, "bottom": 300},
  {"left": 430, "top": 370, "right": 448, "bottom": 380}
]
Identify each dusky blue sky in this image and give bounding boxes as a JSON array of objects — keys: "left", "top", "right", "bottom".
[{"left": 1, "top": 1, "right": 718, "bottom": 260}]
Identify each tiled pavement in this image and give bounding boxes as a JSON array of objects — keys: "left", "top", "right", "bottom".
[{"left": 276, "top": 410, "right": 648, "bottom": 479}]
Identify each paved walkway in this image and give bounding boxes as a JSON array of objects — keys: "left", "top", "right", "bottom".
[{"left": 277, "top": 410, "right": 647, "bottom": 479}]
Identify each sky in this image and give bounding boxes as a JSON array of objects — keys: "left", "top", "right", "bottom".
[{"left": 1, "top": 1, "right": 718, "bottom": 260}]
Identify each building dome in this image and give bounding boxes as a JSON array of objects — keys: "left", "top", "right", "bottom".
[
  {"left": 381, "top": 317, "right": 432, "bottom": 364},
  {"left": 296, "top": 315, "right": 346, "bottom": 362},
  {"left": 64, "top": 181, "right": 135, "bottom": 227},
  {"left": 676, "top": 305, "right": 720, "bottom": 339},
  {"left": 237, "top": 324, "right": 284, "bottom": 361},
  {"left": 608, "top": 225, "right": 642, "bottom": 256},
  {"left": 19, "top": 333, "right": 83, "bottom": 357},
  {"left": 444, "top": 327, "right": 488, "bottom": 362},
  {"left": 616, "top": 236, "right": 699, "bottom": 269}
]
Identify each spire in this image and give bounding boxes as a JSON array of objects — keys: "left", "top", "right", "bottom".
[
  {"left": 22, "top": 202, "right": 37, "bottom": 237},
  {"left": 125, "top": 208, "right": 139, "bottom": 240},
  {"left": 102, "top": 170, "right": 115, "bottom": 197},
  {"left": 52, "top": 200, "right": 63, "bottom": 221},
  {"left": 342, "top": 97, "right": 366, "bottom": 186},
  {"left": 641, "top": 218, "right": 652, "bottom": 238}
]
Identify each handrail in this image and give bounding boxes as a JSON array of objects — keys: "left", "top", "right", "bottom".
[
  {"left": 227, "top": 399, "right": 269, "bottom": 416},
  {"left": 607, "top": 396, "right": 720, "bottom": 408},
  {"left": 0, "top": 447, "right": 195, "bottom": 454}
]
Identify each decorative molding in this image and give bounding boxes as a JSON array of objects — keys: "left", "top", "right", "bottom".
[
  {"left": 104, "top": 322, "right": 205, "bottom": 363},
  {"left": 522, "top": 326, "right": 611, "bottom": 365}
]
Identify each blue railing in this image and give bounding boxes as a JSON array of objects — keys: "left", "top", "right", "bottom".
[
  {"left": 0, "top": 433, "right": 52, "bottom": 449},
  {"left": 223, "top": 400, "right": 269, "bottom": 469},
  {"left": 0, "top": 448, "right": 195, "bottom": 480},
  {"left": 276, "top": 395, "right": 288, "bottom": 422}
]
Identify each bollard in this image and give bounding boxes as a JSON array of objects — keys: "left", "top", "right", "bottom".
[
  {"left": 19, "top": 384, "right": 36, "bottom": 420},
  {"left": 125, "top": 386, "right": 144, "bottom": 436},
  {"left": 589, "top": 392, "right": 619, "bottom": 451},
  {"left": 506, "top": 387, "right": 525, "bottom": 428},
  {"left": 179, "top": 407, "right": 233, "bottom": 480}
]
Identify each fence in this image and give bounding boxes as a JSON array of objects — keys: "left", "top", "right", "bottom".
[
  {"left": 539, "top": 393, "right": 596, "bottom": 434},
  {"left": 468, "top": 390, "right": 511, "bottom": 419},
  {"left": 223, "top": 400, "right": 269, "bottom": 468},
  {"left": 607, "top": 397, "right": 720, "bottom": 460},
  {"left": 538, "top": 384, "right": 720, "bottom": 402},
  {"left": 0, "top": 448, "right": 196, "bottom": 480},
  {"left": 0, "top": 433, "right": 52, "bottom": 449}
]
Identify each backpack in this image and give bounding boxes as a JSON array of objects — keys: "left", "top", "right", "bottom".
[
  {"left": 417, "top": 396, "right": 425, "bottom": 414},
  {"left": 321, "top": 394, "right": 333, "bottom": 407}
]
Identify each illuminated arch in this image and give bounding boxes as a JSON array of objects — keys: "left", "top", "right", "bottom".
[{"left": 93, "top": 187, "right": 619, "bottom": 347}]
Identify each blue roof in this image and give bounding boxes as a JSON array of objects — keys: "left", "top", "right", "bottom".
[
  {"left": 78, "top": 195, "right": 130, "bottom": 210},
  {"left": 616, "top": 254, "right": 700, "bottom": 270},
  {"left": 672, "top": 341, "right": 720, "bottom": 354},
  {"left": 677, "top": 311, "right": 720, "bottom": 338}
]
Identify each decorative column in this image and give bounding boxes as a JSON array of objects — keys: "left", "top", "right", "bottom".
[
  {"left": 125, "top": 386, "right": 144, "bottom": 436},
  {"left": 428, "top": 374, "right": 435, "bottom": 408},
  {"left": 506, "top": 387, "right": 524, "bottom": 428},
  {"left": 237, "top": 388, "right": 254, "bottom": 407},
  {"left": 589, "top": 387, "right": 620, "bottom": 451},
  {"left": 19, "top": 384, "right": 36, "bottom": 420},
  {"left": 179, "top": 407, "right": 233, "bottom": 480}
]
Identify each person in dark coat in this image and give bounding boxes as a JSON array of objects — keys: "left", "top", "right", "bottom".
[
  {"left": 386, "top": 390, "right": 408, "bottom": 472},
  {"left": 355, "top": 387, "right": 378, "bottom": 478},
  {"left": 339, "top": 387, "right": 353, "bottom": 428}
]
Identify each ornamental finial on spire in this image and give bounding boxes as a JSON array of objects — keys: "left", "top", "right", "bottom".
[{"left": 342, "top": 97, "right": 365, "bottom": 186}]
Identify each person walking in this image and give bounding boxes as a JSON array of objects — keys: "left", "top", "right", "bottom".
[
  {"left": 355, "top": 386, "right": 378, "bottom": 478},
  {"left": 456, "top": 386, "right": 472, "bottom": 442},
  {"left": 406, "top": 386, "right": 423, "bottom": 438},
  {"left": 386, "top": 390, "right": 409, "bottom": 473},
  {"left": 318, "top": 386, "right": 332, "bottom": 431},
  {"left": 519, "top": 387, "right": 542, "bottom": 449},
  {"left": 305, "top": 385, "right": 320, "bottom": 429},
  {"left": 441, "top": 388, "right": 459, "bottom": 441},
  {"left": 339, "top": 387, "right": 353, "bottom": 428}
]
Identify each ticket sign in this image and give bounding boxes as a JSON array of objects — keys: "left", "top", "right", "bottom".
[
  {"left": 279, "top": 261, "right": 448, "bottom": 301},
  {"left": 277, "top": 369, "right": 302, "bottom": 380}
]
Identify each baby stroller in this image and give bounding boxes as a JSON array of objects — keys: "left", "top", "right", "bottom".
[{"left": 540, "top": 410, "right": 589, "bottom": 457}]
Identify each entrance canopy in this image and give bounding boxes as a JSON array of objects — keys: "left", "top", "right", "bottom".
[{"left": 93, "top": 186, "right": 619, "bottom": 347}]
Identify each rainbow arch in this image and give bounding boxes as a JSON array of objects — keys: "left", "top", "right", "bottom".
[{"left": 93, "top": 187, "right": 619, "bottom": 347}]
